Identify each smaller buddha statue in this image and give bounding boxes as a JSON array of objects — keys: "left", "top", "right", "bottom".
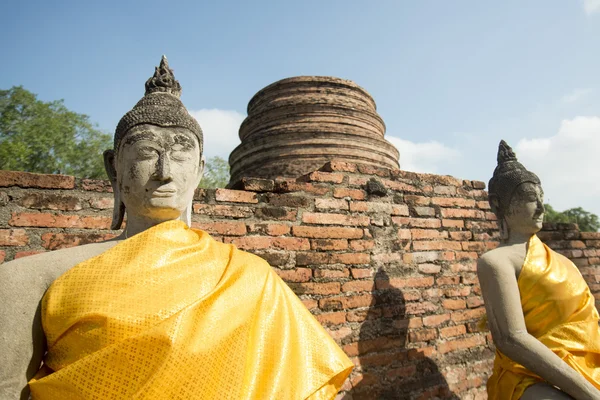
[{"left": 477, "top": 140, "right": 600, "bottom": 399}]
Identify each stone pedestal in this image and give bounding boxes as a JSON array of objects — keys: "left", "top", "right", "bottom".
[{"left": 228, "top": 76, "right": 400, "bottom": 185}]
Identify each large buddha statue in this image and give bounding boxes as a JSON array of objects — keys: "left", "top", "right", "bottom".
[
  {"left": 0, "top": 57, "right": 353, "bottom": 400},
  {"left": 477, "top": 141, "right": 600, "bottom": 399}
]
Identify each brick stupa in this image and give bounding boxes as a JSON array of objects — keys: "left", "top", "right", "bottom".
[{"left": 228, "top": 76, "right": 400, "bottom": 185}]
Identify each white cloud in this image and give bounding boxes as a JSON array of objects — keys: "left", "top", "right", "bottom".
[
  {"left": 584, "top": 0, "right": 600, "bottom": 15},
  {"left": 561, "top": 88, "right": 592, "bottom": 104},
  {"left": 387, "top": 136, "right": 461, "bottom": 174},
  {"left": 516, "top": 116, "right": 600, "bottom": 218},
  {"left": 189, "top": 109, "right": 245, "bottom": 161}
]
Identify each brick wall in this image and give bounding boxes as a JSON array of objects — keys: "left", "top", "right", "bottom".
[{"left": 1, "top": 163, "right": 599, "bottom": 399}]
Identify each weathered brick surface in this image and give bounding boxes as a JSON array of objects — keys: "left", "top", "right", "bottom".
[{"left": 1, "top": 164, "right": 597, "bottom": 399}]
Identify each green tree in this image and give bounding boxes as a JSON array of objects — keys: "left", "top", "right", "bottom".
[
  {"left": 544, "top": 204, "right": 600, "bottom": 232},
  {"left": 0, "top": 86, "right": 111, "bottom": 178},
  {"left": 199, "top": 156, "right": 230, "bottom": 188}
]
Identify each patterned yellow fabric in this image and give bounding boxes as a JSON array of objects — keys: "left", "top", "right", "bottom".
[
  {"left": 487, "top": 235, "right": 600, "bottom": 400},
  {"left": 29, "top": 220, "right": 353, "bottom": 399}
]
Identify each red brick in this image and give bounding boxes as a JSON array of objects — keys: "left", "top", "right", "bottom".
[
  {"left": 413, "top": 240, "right": 462, "bottom": 251},
  {"left": 89, "top": 197, "right": 114, "bottom": 209},
  {"left": 325, "top": 326, "right": 353, "bottom": 342},
  {"left": 462, "top": 241, "right": 486, "bottom": 252},
  {"left": 302, "top": 212, "right": 370, "bottom": 226},
  {"left": 444, "top": 287, "right": 472, "bottom": 297},
  {"left": 372, "top": 253, "right": 402, "bottom": 264},
  {"left": 320, "top": 160, "right": 358, "bottom": 173},
  {"left": 342, "top": 280, "right": 375, "bottom": 293},
  {"left": 434, "top": 185, "right": 457, "bottom": 196},
  {"left": 9, "top": 213, "right": 112, "bottom": 230},
  {"left": 310, "top": 239, "right": 348, "bottom": 251},
  {"left": 193, "top": 204, "right": 253, "bottom": 218},
  {"left": 314, "top": 268, "right": 350, "bottom": 279},
  {"left": 398, "top": 229, "right": 411, "bottom": 240},
  {"left": 0, "top": 229, "right": 29, "bottom": 246},
  {"left": 292, "top": 226, "right": 363, "bottom": 239},
  {"left": 377, "top": 276, "right": 434, "bottom": 289},
  {"left": 0, "top": 250, "right": 5, "bottom": 263},
  {"left": 403, "top": 251, "right": 442, "bottom": 264},
  {"left": 406, "top": 218, "right": 442, "bottom": 229},
  {"left": 405, "top": 301, "right": 437, "bottom": 314},
  {"left": 225, "top": 236, "right": 310, "bottom": 251},
  {"left": 320, "top": 294, "right": 374, "bottom": 310},
  {"left": 413, "top": 206, "right": 436, "bottom": 217},
  {"left": 274, "top": 180, "right": 329, "bottom": 195},
  {"left": 418, "top": 263, "right": 441, "bottom": 274},
  {"left": 440, "top": 325, "right": 467, "bottom": 338},
  {"left": 423, "top": 313, "right": 450, "bottom": 327},
  {"left": 255, "top": 207, "right": 297, "bottom": 221},
  {"left": 442, "top": 219, "right": 465, "bottom": 228},
  {"left": 266, "top": 193, "right": 311, "bottom": 208},
  {"left": 443, "top": 299, "right": 467, "bottom": 310},
  {"left": 296, "top": 252, "right": 370, "bottom": 265},
  {"left": 436, "top": 276, "right": 461, "bottom": 286},
  {"left": 404, "top": 195, "right": 430, "bottom": 206},
  {"left": 477, "top": 200, "right": 491, "bottom": 210},
  {"left": 411, "top": 229, "right": 448, "bottom": 240},
  {"left": 19, "top": 193, "right": 82, "bottom": 211},
  {"left": 237, "top": 177, "right": 275, "bottom": 192},
  {"left": 298, "top": 171, "right": 344, "bottom": 184},
  {"left": 450, "top": 261, "right": 477, "bottom": 273},
  {"left": 193, "top": 221, "right": 247, "bottom": 236},
  {"left": 409, "top": 328, "right": 438, "bottom": 343},
  {"left": 0, "top": 171, "right": 75, "bottom": 189},
  {"left": 81, "top": 179, "right": 112, "bottom": 192},
  {"left": 41, "top": 232, "right": 116, "bottom": 250},
  {"left": 467, "top": 296, "right": 484, "bottom": 308},
  {"left": 274, "top": 268, "right": 312, "bottom": 282},
  {"left": 351, "top": 268, "right": 373, "bottom": 279},
  {"left": 215, "top": 188, "right": 258, "bottom": 203},
  {"left": 432, "top": 197, "right": 476, "bottom": 208},
  {"left": 14, "top": 250, "right": 46, "bottom": 259},
  {"left": 246, "top": 223, "right": 290, "bottom": 236},
  {"left": 382, "top": 179, "right": 422, "bottom": 193},
  {"left": 451, "top": 307, "right": 486, "bottom": 322},
  {"left": 391, "top": 204, "right": 410, "bottom": 216},
  {"left": 437, "top": 335, "right": 486, "bottom": 354},
  {"left": 349, "top": 372, "right": 379, "bottom": 388},
  {"left": 407, "top": 346, "right": 436, "bottom": 360},
  {"left": 450, "top": 231, "right": 473, "bottom": 241},
  {"left": 301, "top": 298, "right": 318, "bottom": 310},
  {"left": 462, "top": 273, "right": 479, "bottom": 285},
  {"left": 349, "top": 201, "right": 368, "bottom": 212},
  {"left": 315, "top": 198, "right": 349, "bottom": 210},
  {"left": 349, "top": 240, "right": 375, "bottom": 251},
  {"left": 333, "top": 187, "right": 365, "bottom": 200},
  {"left": 290, "top": 282, "right": 341, "bottom": 295},
  {"left": 315, "top": 312, "right": 346, "bottom": 326},
  {"left": 441, "top": 208, "right": 485, "bottom": 219}
]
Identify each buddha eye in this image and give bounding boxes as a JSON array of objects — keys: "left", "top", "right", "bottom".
[{"left": 137, "top": 146, "right": 158, "bottom": 159}]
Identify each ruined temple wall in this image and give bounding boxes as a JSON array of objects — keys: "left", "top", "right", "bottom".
[{"left": 1, "top": 165, "right": 599, "bottom": 399}]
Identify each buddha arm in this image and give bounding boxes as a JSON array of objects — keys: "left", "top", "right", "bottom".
[
  {"left": 0, "top": 258, "right": 47, "bottom": 400},
  {"left": 477, "top": 257, "right": 600, "bottom": 400}
]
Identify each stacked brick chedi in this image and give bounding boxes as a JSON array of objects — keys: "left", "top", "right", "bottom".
[
  {"left": 228, "top": 76, "right": 400, "bottom": 185},
  {"left": 2, "top": 166, "right": 599, "bottom": 399}
]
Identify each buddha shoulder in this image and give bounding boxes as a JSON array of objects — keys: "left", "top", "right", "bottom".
[{"left": 0, "top": 241, "right": 120, "bottom": 291}]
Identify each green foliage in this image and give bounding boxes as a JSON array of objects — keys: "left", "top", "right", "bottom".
[
  {"left": 0, "top": 86, "right": 112, "bottom": 179},
  {"left": 544, "top": 204, "right": 600, "bottom": 232},
  {"left": 199, "top": 156, "right": 230, "bottom": 188}
]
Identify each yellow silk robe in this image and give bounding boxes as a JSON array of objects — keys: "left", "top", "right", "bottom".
[
  {"left": 487, "top": 235, "right": 600, "bottom": 399},
  {"left": 29, "top": 221, "right": 353, "bottom": 399}
]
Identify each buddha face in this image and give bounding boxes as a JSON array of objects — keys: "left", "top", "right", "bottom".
[
  {"left": 504, "top": 182, "right": 545, "bottom": 236},
  {"left": 111, "top": 124, "right": 203, "bottom": 223}
]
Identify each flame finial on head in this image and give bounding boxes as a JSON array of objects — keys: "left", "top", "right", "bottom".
[
  {"left": 144, "top": 55, "right": 182, "bottom": 97},
  {"left": 497, "top": 140, "right": 517, "bottom": 164}
]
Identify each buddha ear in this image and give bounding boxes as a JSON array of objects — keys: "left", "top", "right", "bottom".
[
  {"left": 488, "top": 194, "right": 501, "bottom": 216},
  {"left": 104, "top": 150, "right": 126, "bottom": 230},
  {"left": 196, "top": 155, "right": 206, "bottom": 187}
]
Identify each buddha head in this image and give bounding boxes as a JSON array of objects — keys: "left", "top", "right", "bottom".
[
  {"left": 103, "top": 56, "right": 204, "bottom": 231},
  {"left": 488, "top": 140, "right": 544, "bottom": 240}
]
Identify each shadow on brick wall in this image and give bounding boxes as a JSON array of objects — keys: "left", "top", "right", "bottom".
[{"left": 349, "top": 269, "right": 458, "bottom": 400}]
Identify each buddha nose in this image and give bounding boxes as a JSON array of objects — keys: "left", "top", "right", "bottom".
[{"left": 153, "top": 152, "right": 172, "bottom": 181}]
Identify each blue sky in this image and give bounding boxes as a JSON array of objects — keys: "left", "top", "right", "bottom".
[{"left": 2, "top": 0, "right": 600, "bottom": 218}]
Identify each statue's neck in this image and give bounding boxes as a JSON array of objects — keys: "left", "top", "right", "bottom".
[{"left": 118, "top": 213, "right": 188, "bottom": 239}]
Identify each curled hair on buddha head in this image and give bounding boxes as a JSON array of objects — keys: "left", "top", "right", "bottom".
[
  {"left": 113, "top": 55, "right": 203, "bottom": 154},
  {"left": 105, "top": 56, "right": 204, "bottom": 230},
  {"left": 488, "top": 140, "right": 541, "bottom": 239}
]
